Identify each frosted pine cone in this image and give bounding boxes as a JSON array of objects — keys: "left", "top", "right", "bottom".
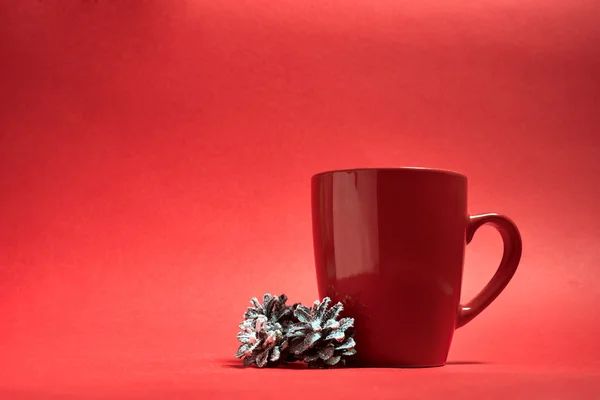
[
  {"left": 285, "top": 297, "right": 356, "bottom": 367},
  {"left": 243, "top": 293, "right": 293, "bottom": 323},
  {"left": 235, "top": 294, "right": 293, "bottom": 367}
]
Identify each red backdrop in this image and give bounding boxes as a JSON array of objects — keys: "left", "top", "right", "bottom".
[{"left": 1, "top": 0, "right": 599, "bottom": 397}]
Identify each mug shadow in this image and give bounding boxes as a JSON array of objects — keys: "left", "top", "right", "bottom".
[
  {"left": 445, "top": 361, "right": 489, "bottom": 365},
  {"left": 221, "top": 359, "right": 489, "bottom": 370}
]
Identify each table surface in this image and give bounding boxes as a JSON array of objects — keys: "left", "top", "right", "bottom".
[{"left": 2, "top": 356, "right": 599, "bottom": 400}]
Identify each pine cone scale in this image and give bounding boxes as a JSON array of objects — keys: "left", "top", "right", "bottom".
[
  {"left": 324, "top": 355, "right": 341, "bottom": 366},
  {"left": 325, "top": 330, "right": 344, "bottom": 341},
  {"left": 336, "top": 337, "right": 355, "bottom": 351}
]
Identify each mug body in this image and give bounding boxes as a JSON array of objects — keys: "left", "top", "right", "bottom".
[{"left": 311, "top": 168, "right": 468, "bottom": 367}]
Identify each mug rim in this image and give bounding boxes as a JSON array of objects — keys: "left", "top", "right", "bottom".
[{"left": 312, "top": 167, "right": 467, "bottom": 180}]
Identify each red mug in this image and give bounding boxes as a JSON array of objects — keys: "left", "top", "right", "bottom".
[{"left": 311, "top": 168, "right": 522, "bottom": 367}]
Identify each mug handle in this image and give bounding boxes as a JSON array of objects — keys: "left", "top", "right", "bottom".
[{"left": 456, "top": 213, "right": 523, "bottom": 328}]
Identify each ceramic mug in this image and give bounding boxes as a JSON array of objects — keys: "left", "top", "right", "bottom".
[{"left": 311, "top": 167, "right": 522, "bottom": 367}]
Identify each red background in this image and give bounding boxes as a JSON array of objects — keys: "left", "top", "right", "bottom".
[{"left": 1, "top": 0, "right": 599, "bottom": 398}]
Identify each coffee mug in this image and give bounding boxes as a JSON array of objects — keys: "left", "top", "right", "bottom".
[{"left": 311, "top": 167, "right": 522, "bottom": 367}]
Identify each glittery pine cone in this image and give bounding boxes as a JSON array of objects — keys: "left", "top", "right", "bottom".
[
  {"left": 235, "top": 294, "right": 293, "bottom": 367},
  {"left": 243, "top": 293, "right": 293, "bottom": 324},
  {"left": 285, "top": 297, "right": 357, "bottom": 367}
]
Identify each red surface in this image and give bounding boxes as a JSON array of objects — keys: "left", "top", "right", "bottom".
[
  {"left": 1, "top": 0, "right": 599, "bottom": 398},
  {"left": 312, "top": 168, "right": 523, "bottom": 366}
]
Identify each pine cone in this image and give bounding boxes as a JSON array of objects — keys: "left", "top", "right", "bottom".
[
  {"left": 235, "top": 294, "right": 293, "bottom": 367},
  {"left": 285, "top": 297, "right": 356, "bottom": 367},
  {"left": 243, "top": 293, "right": 293, "bottom": 324}
]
